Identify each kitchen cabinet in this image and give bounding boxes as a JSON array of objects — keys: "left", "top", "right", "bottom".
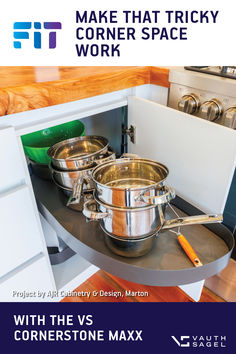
[
  {"left": 0, "top": 254, "right": 55, "bottom": 302},
  {"left": 0, "top": 185, "right": 44, "bottom": 277},
  {"left": 0, "top": 83, "right": 235, "bottom": 302},
  {"left": 0, "top": 127, "right": 25, "bottom": 194},
  {"left": 0, "top": 126, "right": 56, "bottom": 300}
]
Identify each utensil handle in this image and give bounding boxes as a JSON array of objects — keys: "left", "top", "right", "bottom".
[
  {"left": 67, "top": 178, "right": 83, "bottom": 206},
  {"left": 83, "top": 199, "right": 109, "bottom": 220},
  {"left": 136, "top": 185, "right": 176, "bottom": 205},
  {"left": 162, "top": 214, "right": 223, "bottom": 229},
  {"left": 177, "top": 234, "right": 203, "bottom": 267}
]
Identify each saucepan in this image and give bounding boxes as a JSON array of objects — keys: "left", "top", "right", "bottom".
[
  {"left": 52, "top": 174, "right": 94, "bottom": 211},
  {"left": 47, "top": 135, "right": 109, "bottom": 171},
  {"left": 83, "top": 195, "right": 223, "bottom": 239},
  {"left": 50, "top": 147, "right": 116, "bottom": 205},
  {"left": 91, "top": 158, "right": 170, "bottom": 208}
]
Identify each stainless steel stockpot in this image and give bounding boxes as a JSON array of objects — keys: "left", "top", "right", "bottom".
[
  {"left": 82, "top": 195, "right": 223, "bottom": 239},
  {"left": 47, "top": 135, "right": 109, "bottom": 171},
  {"left": 91, "top": 158, "right": 171, "bottom": 208}
]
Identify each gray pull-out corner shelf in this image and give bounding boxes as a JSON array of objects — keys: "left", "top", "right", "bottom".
[{"left": 32, "top": 176, "right": 234, "bottom": 286}]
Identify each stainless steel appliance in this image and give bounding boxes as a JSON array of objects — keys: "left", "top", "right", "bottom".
[
  {"left": 168, "top": 67, "right": 236, "bottom": 129},
  {"left": 185, "top": 66, "right": 236, "bottom": 80}
]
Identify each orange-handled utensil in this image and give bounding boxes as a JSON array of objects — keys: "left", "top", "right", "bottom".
[
  {"left": 167, "top": 203, "right": 203, "bottom": 267},
  {"left": 177, "top": 234, "right": 203, "bottom": 267}
]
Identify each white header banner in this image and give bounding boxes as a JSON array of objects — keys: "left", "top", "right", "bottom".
[{"left": 0, "top": 0, "right": 234, "bottom": 65}]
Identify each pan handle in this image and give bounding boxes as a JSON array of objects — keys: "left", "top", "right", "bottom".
[
  {"left": 136, "top": 185, "right": 176, "bottom": 205},
  {"left": 83, "top": 199, "right": 109, "bottom": 220},
  {"left": 162, "top": 214, "right": 223, "bottom": 230},
  {"left": 66, "top": 177, "right": 84, "bottom": 206},
  {"left": 177, "top": 234, "right": 203, "bottom": 267}
]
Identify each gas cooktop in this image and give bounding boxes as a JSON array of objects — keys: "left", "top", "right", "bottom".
[{"left": 185, "top": 66, "right": 236, "bottom": 80}]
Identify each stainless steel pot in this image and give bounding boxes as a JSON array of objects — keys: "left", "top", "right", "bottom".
[
  {"left": 50, "top": 147, "right": 116, "bottom": 189},
  {"left": 91, "top": 158, "right": 170, "bottom": 208},
  {"left": 103, "top": 229, "right": 157, "bottom": 258},
  {"left": 83, "top": 196, "right": 223, "bottom": 239},
  {"left": 50, "top": 164, "right": 95, "bottom": 206},
  {"left": 50, "top": 148, "right": 116, "bottom": 205},
  {"left": 50, "top": 164, "right": 96, "bottom": 190},
  {"left": 52, "top": 173, "right": 94, "bottom": 208},
  {"left": 94, "top": 148, "right": 116, "bottom": 165},
  {"left": 47, "top": 135, "right": 109, "bottom": 171}
]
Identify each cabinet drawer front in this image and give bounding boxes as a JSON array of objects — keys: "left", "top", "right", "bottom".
[
  {"left": 0, "top": 255, "right": 55, "bottom": 302},
  {"left": 0, "top": 185, "right": 44, "bottom": 277},
  {"left": 0, "top": 127, "right": 26, "bottom": 194}
]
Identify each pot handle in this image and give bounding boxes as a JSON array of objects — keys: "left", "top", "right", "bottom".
[
  {"left": 83, "top": 199, "right": 109, "bottom": 220},
  {"left": 121, "top": 153, "right": 139, "bottom": 158},
  {"left": 66, "top": 177, "right": 84, "bottom": 206},
  {"left": 136, "top": 185, "right": 176, "bottom": 205},
  {"left": 162, "top": 214, "right": 223, "bottom": 230}
]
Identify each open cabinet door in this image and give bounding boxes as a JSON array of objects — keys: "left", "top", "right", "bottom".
[{"left": 128, "top": 96, "right": 236, "bottom": 214}]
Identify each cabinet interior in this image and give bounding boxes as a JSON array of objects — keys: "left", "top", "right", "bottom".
[{"left": 16, "top": 98, "right": 235, "bottom": 295}]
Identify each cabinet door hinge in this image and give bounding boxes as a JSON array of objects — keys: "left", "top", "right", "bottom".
[{"left": 122, "top": 125, "right": 136, "bottom": 144}]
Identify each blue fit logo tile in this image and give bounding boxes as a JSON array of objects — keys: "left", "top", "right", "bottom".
[{"left": 13, "top": 22, "right": 62, "bottom": 49}]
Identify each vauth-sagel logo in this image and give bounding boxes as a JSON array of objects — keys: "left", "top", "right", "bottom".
[
  {"left": 13, "top": 22, "right": 62, "bottom": 49},
  {"left": 171, "top": 335, "right": 227, "bottom": 348}
]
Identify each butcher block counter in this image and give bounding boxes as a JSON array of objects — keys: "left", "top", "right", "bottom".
[{"left": 0, "top": 66, "right": 169, "bottom": 116}]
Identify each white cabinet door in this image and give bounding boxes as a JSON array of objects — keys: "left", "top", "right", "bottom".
[
  {"left": 0, "top": 255, "right": 55, "bottom": 302},
  {"left": 0, "top": 127, "right": 25, "bottom": 194},
  {"left": 0, "top": 185, "right": 44, "bottom": 277},
  {"left": 128, "top": 96, "right": 236, "bottom": 214}
]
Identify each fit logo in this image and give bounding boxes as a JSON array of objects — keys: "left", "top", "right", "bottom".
[
  {"left": 13, "top": 22, "right": 62, "bottom": 49},
  {"left": 171, "top": 336, "right": 190, "bottom": 347}
]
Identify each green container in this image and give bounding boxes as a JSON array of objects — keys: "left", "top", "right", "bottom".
[{"left": 21, "top": 120, "right": 85, "bottom": 165}]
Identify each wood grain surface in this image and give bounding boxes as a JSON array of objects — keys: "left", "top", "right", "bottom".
[
  {"left": 0, "top": 66, "right": 169, "bottom": 116},
  {"left": 61, "top": 270, "right": 224, "bottom": 303},
  {"left": 150, "top": 66, "right": 170, "bottom": 88}
]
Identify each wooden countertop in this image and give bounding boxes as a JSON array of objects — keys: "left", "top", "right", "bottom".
[{"left": 0, "top": 66, "right": 169, "bottom": 116}]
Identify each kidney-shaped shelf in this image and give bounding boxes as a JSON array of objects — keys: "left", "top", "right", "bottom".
[{"left": 32, "top": 177, "right": 234, "bottom": 286}]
